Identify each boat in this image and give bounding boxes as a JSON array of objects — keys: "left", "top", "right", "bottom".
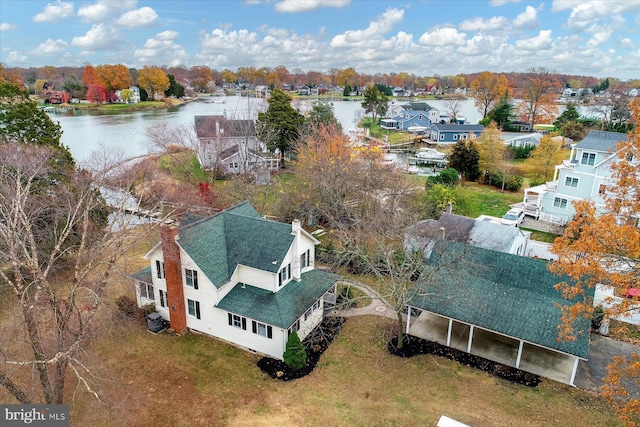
[
  {"left": 415, "top": 148, "right": 446, "bottom": 160},
  {"left": 407, "top": 125, "right": 428, "bottom": 134}
]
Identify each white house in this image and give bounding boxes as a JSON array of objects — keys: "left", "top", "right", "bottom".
[
  {"left": 130, "top": 202, "right": 340, "bottom": 360},
  {"left": 115, "top": 86, "right": 141, "bottom": 104},
  {"left": 194, "top": 115, "right": 280, "bottom": 175},
  {"left": 523, "top": 130, "right": 628, "bottom": 225}
]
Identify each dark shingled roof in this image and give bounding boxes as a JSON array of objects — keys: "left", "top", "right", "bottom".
[
  {"left": 574, "top": 130, "right": 626, "bottom": 153},
  {"left": 217, "top": 269, "right": 340, "bottom": 329},
  {"left": 176, "top": 201, "right": 295, "bottom": 288},
  {"left": 401, "top": 102, "right": 435, "bottom": 111},
  {"left": 408, "top": 240, "right": 592, "bottom": 359},
  {"left": 430, "top": 123, "right": 485, "bottom": 132},
  {"left": 130, "top": 266, "right": 152, "bottom": 283},
  {"left": 194, "top": 116, "right": 256, "bottom": 138}
]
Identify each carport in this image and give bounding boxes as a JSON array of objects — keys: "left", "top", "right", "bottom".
[{"left": 407, "top": 240, "right": 592, "bottom": 386}]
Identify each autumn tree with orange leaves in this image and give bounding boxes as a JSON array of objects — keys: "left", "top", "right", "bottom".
[
  {"left": 550, "top": 98, "right": 640, "bottom": 426},
  {"left": 517, "top": 67, "right": 560, "bottom": 129},
  {"left": 81, "top": 64, "right": 97, "bottom": 87},
  {"left": 470, "top": 71, "right": 509, "bottom": 118},
  {"left": 95, "top": 64, "right": 131, "bottom": 94},
  {"left": 137, "top": 66, "right": 169, "bottom": 100}
]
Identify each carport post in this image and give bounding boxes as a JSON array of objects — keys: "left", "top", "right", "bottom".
[
  {"left": 569, "top": 357, "right": 579, "bottom": 386},
  {"left": 405, "top": 307, "right": 411, "bottom": 335},
  {"left": 467, "top": 325, "right": 474, "bottom": 353},
  {"left": 516, "top": 340, "right": 524, "bottom": 368},
  {"left": 446, "top": 318, "right": 453, "bottom": 347}
]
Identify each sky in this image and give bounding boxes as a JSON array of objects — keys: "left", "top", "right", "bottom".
[{"left": 1, "top": 0, "right": 639, "bottom": 80}]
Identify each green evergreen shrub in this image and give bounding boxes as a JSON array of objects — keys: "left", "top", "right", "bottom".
[{"left": 283, "top": 330, "right": 307, "bottom": 370}]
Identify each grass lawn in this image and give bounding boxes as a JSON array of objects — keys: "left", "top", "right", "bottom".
[
  {"left": 64, "top": 315, "right": 620, "bottom": 427},
  {"left": 456, "top": 181, "right": 523, "bottom": 218}
]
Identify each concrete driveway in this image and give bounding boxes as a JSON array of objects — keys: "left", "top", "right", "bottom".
[{"left": 574, "top": 334, "right": 640, "bottom": 398}]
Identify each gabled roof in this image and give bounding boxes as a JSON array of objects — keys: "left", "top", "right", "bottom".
[
  {"left": 574, "top": 130, "right": 625, "bottom": 153},
  {"left": 401, "top": 102, "right": 436, "bottom": 111},
  {"left": 217, "top": 269, "right": 340, "bottom": 329},
  {"left": 177, "top": 201, "right": 295, "bottom": 287},
  {"left": 408, "top": 240, "right": 592, "bottom": 359},
  {"left": 431, "top": 124, "right": 485, "bottom": 132},
  {"left": 194, "top": 116, "right": 256, "bottom": 138},
  {"left": 130, "top": 266, "right": 153, "bottom": 283},
  {"left": 218, "top": 146, "right": 264, "bottom": 161},
  {"left": 408, "top": 213, "right": 525, "bottom": 254}
]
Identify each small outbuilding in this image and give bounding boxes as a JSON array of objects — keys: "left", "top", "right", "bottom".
[{"left": 406, "top": 240, "right": 592, "bottom": 386}]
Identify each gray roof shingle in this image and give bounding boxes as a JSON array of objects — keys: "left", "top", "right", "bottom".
[{"left": 574, "top": 130, "right": 626, "bottom": 153}]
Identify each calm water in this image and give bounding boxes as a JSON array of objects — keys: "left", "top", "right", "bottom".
[{"left": 51, "top": 97, "right": 484, "bottom": 163}]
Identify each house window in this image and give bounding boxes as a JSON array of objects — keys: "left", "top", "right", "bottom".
[
  {"left": 581, "top": 152, "right": 596, "bottom": 165},
  {"left": 453, "top": 134, "right": 458, "bottom": 141},
  {"left": 229, "top": 162, "right": 239, "bottom": 169},
  {"left": 553, "top": 197, "right": 568, "bottom": 209},
  {"left": 252, "top": 320, "right": 272, "bottom": 338},
  {"left": 565, "top": 177, "right": 579, "bottom": 188},
  {"left": 139, "top": 282, "right": 154, "bottom": 300},
  {"left": 288, "top": 320, "right": 300, "bottom": 335},
  {"left": 312, "top": 300, "right": 321, "bottom": 311},
  {"left": 439, "top": 134, "right": 444, "bottom": 140},
  {"left": 159, "top": 289, "right": 168, "bottom": 308},
  {"left": 599, "top": 184, "right": 606, "bottom": 195},
  {"left": 301, "top": 250, "right": 310, "bottom": 269},
  {"left": 155, "top": 260, "right": 165, "bottom": 279},
  {"left": 278, "top": 263, "right": 291, "bottom": 286},
  {"left": 187, "top": 299, "right": 200, "bottom": 319},
  {"left": 185, "top": 269, "right": 198, "bottom": 289},
  {"left": 228, "top": 313, "right": 247, "bottom": 330}
]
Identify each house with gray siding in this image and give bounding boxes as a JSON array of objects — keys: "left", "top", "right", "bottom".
[
  {"left": 429, "top": 123, "right": 485, "bottom": 143},
  {"left": 523, "top": 130, "right": 627, "bottom": 225}
]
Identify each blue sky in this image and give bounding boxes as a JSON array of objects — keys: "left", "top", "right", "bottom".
[{"left": 1, "top": 0, "right": 639, "bottom": 79}]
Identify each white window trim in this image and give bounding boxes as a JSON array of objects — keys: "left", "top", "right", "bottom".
[{"left": 187, "top": 299, "right": 200, "bottom": 319}]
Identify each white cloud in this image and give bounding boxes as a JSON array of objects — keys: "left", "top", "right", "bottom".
[
  {"left": 258, "top": 26, "right": 290, "bottom": 39},
  {"left": 459, "top": 15, "right": 507, "bottom": 32},
  {"left": 116, "top": 7, "right": 158, "bottom": 28},
  {"left": 0, "top": 23, "right": 16, "bottom": 31},
  {"left": 586, "top": 30, "right": 611, "bottom": 48},
  {"left": 419, "top": 27, "right": 466, "bottom": 46},
  {"left": 200, "top": 28, "right": 259, "bottom": 51},
  {"left": 32, "top": 38, "right": 68, "bottom": 55},
  {"left": 620, "top": 38, "right": 635, "bottom": 50},
  {"left": 512, "top": 5, "right": 539, "bottom": 29},
  {"left": 457, "top": 34, "right": 502, "bottom": 56},
  {"left": 78, "top": 0, "right": 138, "bottom": 23},
  {"left": 71, "top": 24, "right": 124, "bottom": 51},
  {"left": 515, "top": 29, "right": 553, "bottom": 50},
  {"left": 134, "top": 30, "right": 187, "bottom": 66},
  {"left": 274, "top": 0, "right": 351, "bottom": 13},
  {"left": 330, "top": 8, "right": 404, "bottom": 48},
  {"left": 554, "top": 1, "right": 640, "bottom": 31},
  {"left": 6, "top": 51, "right": 29, "bottom": 64},
  {"left": 32, "top": 1, "right": 74, "bottom": 23}
]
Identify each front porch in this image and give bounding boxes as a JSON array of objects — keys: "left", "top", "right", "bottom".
[{"left": 407, "top": 310, "right": 581, "bottom": 385}]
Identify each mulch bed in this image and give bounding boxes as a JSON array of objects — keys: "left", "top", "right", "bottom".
[
  {"left": 388, "top": 334, "right": 541, "bottom": 387},
  {"left": 257, "top": 317, "right": 346, "bottom": 381}
]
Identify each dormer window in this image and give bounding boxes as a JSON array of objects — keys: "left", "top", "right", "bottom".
[
  {"left": 581, "top": 152, "right": 596, "bottom": 165},
  {"left": 278, "top": 263, "right": 291, "bottom": 287}
]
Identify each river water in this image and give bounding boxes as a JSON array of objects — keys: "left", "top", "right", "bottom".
[{"left": 51, "top": 97, "right": 484, "bottom": 163}]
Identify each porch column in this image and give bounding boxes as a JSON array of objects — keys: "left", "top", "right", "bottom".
[
  {"left": 467, "top": 325, "right": 474, "bottom": 353},
  {"left": 515, "top": 340, "right": 524, "bottom": 368},
  {"left": 446, "top": 318, "right": 453, "bottom": 347},
  {"left": 569, "top": 357, "right": 580, "bottom": 386},
  {"left": 405, "top": 307, "right": 412, "bottom": 335}
]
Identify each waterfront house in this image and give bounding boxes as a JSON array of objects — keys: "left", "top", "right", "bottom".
[
  {"left": 428, "top": 123, "right": 485, "bottom": 143},
  {"left": 130, "top": 202, "right": 340, "bottom": 359},
  {"left": 522, "top": 130, "right": 627, "bottom": 225}
]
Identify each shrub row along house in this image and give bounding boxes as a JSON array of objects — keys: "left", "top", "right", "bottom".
[
  {"left": 130, "top": 202, "right": 339, "bottom": 359},
  {"left": 523, "top": 130, "right": 629, "bottom": 225}
]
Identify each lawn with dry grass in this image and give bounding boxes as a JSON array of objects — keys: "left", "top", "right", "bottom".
[
  {"left": 0, "top": 224, "right": 621, "bottom": 426},
  {"left": 50, "top": 314, "right": 619, "bottom": 427}
]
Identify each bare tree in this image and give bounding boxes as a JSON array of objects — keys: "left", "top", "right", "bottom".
[{"left": 0, "top": 142, "right": 158, "bottom": 404}]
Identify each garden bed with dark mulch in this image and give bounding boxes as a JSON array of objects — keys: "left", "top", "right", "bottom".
[
  {"left": 257, "top": 317, "right": 346, "bottom": 381},
  {"left": 388, "top": 334, "right": 541, "bottom": 387}
]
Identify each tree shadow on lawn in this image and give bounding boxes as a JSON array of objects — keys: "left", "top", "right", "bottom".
[
  {"left": 388, "top": 335, "right": 541, "bottom": 387},
  {"left": 257, "top": 317, "right": 346, "bottom": 381}
]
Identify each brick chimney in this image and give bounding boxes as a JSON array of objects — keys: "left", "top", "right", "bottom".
[{"left": 161, "top": 225, "right": 187, "bottom": 334}]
